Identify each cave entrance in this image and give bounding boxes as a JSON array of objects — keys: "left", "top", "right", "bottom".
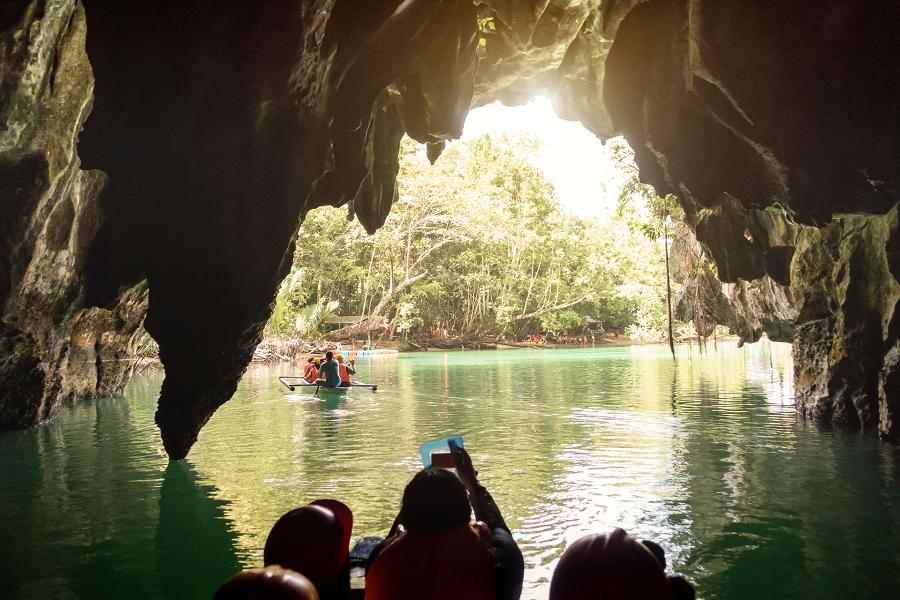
[{"left": 262, "top": 96, "right": 697, "bottom": 354}]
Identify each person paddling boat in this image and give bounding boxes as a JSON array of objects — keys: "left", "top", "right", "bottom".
[{"left": 316, "top": 351, "right": 343, "bottom": 388}]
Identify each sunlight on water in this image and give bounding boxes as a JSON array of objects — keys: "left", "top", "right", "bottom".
[{"left": 2, "top": 342, "right": 899, "bottom": 599}]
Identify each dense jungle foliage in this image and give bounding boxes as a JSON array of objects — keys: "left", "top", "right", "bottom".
[{"left": 267, "top": 134, "right": 686, "bottom": 342}]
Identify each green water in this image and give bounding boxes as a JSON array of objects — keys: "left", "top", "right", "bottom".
[{"left": 2, "top": 343, "right": 899, "bottom": 599}]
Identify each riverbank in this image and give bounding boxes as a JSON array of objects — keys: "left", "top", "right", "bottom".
[
  {"left": 133, "top": 334, "right": 744, "bottom": 368},
  {"left": 250, "top": 334, "right": 642, "bottom": 363}
]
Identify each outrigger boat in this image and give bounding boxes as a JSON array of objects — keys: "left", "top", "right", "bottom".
[{"left": 278, "top": 376, "right": 378, "bottom": 394}]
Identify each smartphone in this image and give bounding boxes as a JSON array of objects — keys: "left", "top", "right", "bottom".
[
  {"left": 430, "top": 452, "right": 456, "bottom": 469},
  {"left": 419, "top": 435, "right": 464, "bottom": 469}
]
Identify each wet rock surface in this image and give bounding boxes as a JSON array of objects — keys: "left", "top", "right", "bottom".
[
  {"left": 1, "top": 1, "right": 899, "bottom": 455},
  {"left": 671, "top": 223, "right": 797, "bottom": 345},
  {"left": 791, "top": 208, "right": 900, "bottom": 439},
  {"left": 0, "top": 1, "right": 147, "bottom": 429}
]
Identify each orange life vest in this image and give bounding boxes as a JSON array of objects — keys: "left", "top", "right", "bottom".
[
  {"left": 338, "top": 363, "right": 352, "bottom": 385},
  {"left": 366, "top": 526, "right": 495, "bottom": 600},
  {"left": 304, "top": 363, "right": 318, "bottom": 383}
]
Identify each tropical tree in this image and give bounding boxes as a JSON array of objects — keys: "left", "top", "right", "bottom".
[{"left": 270, "top": 134, "right": 683, "bottom": 342}]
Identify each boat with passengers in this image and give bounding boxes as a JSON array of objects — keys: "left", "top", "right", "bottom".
[{"left": 278, "top": 376, "right": 377, "bottom": 395}]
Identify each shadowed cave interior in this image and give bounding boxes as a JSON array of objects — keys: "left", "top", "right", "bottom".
[{"left": 1, "top": 0, "right": 898, "bottom": 459}]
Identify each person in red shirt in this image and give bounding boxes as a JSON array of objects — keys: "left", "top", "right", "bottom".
[{"left": 303, "top": 358, "right": 319, "bottom": 384}]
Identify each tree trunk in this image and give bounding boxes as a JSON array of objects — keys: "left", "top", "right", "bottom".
[
  {"left": 514, "top": 294, "right": 590, "bottom": 321},
  {"left": 360, "top": 245, "right": 377, "bottom": 316},
  {"left": 326, "top": 272, "right": 428, "bottom": 340},
  {"left": 664, "top": 218, "right": 676, "bottom": 362}
]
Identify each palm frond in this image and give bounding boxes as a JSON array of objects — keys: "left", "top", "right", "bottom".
[{"left": 295, "top": 298, "right": 340, "bottom": 338}]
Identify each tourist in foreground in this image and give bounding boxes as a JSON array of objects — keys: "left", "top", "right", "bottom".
[
  {"left": 214, "top": 566, "right": 319, "bottom": 600},
  {"left": 366, "top": 447, "right": 524, "bottom": 600},
  {"left": 264, "top": 501, "right": 353, "bottom": 600},
  {"left": 213, "top": 453, "right": 696, "bottom": 599},
  {"left": 549, "top": 528, "right": 695, "bottom": 599}
]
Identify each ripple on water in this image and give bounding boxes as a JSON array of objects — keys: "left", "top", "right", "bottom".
[{"left": 3, "top": 344, "right": 900, "bottom": 600}]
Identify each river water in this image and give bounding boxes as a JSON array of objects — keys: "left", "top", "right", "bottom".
[{"left": 2, "top": 343, "right": 899, "bottom": 599}]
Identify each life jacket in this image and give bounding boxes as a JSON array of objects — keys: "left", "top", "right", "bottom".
[
  {"left": 304, "top": 363, "right": 318, "bottom": 383},
  {"left": 366, "top": 525, "right": 495, "bottom": 600},
  {"left": 338, "top": 363, "right": 352, "bottom": 385}
]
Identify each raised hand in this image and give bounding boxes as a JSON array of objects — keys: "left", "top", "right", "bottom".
[{"left": 452, "top": 446, "right": 478, "bottom": 490}]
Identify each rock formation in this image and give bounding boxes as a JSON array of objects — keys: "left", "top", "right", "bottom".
[
  {"left": 0, "top": 2, "right": 147, "bottom": 430},
  {"left": 1, "top": 0, "right": 898, "bottom": 456},
  {"left": 671, "top": 222, "right": 797, "bottom": 346},
  {"left": 791, "top": 208, "right": 899, "bottom": 437}
]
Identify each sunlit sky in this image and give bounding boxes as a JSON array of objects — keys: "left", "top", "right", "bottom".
[{"left": 458, "top": 96, "right": 626, "bottom": 220}]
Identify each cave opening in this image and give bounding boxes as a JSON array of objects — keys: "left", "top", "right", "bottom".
[{"left": 264, "top": 96, "right": 697, "bottom": 352}]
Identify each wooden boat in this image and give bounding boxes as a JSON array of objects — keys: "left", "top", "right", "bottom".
[{"left": 278, "top": 376, "right": 377, "bottom": 393}]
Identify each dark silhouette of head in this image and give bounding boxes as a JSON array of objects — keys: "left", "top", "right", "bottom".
[
  {"left": 213, "top": 566, "right": 320, "bottom": 600},
  {"left": 325, "top": 351, "right": 334, "bottom": 361},
  {"left": 264, "top": 505, "right": 345, "bottom": 597},
  {"left": 550, "top": 529, "right": 694, "bottom": 600},
  {"left": 311, "top": 499, "right": 353, "bottom": 564},
  {"left": 400, "top": 468, "right": 471, "bottom": 533},
  {"left": 307, "top": 358, "right": 315, "bottom": 364}
]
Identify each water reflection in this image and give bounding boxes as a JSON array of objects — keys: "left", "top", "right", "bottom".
[
  {"left": 2, "top": 342, "right": 899, "bottom": 600},
  {"left": 156, "top": 461, "right": 241, "bottom": 598},
  {"left": 0, "top": 391, "right": 241, "bottom": 599},
  {"left": 184, "top": 342, "right": 899, "bottom": 600}
]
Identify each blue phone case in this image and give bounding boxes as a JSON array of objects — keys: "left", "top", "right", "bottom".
[{"left": 420, "top": 435, "right": 464, "bottom": 468}]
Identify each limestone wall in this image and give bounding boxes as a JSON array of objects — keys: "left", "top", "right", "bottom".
[{"left": 0, "top": 1, "right": 147, "bottom": 429}]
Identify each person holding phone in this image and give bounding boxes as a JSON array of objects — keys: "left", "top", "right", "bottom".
[
  {"left": 336, "top": 355, "right": 355, "bottom": 386},
  {"left": 366, "top": 448, "right": 524, "bottom": 600},
  {"left": 453, "top": 447, "right": 524, "bottom": 600}
]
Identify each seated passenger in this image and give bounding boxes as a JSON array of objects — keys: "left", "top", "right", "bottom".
[
  {"left": 304, "top": 358, "right": 319, "bottom": 384},
  {"left": 264, "top": 504, "right": 349, "bottom": 600},
  {"left": 549, "top": 528, "right": 695, "bottom": 600},
  {"left": 310, "top": 498, "right": 354, "bottom": 568},
  {"left": 214, "top": 566, "right": 319, "bottom": 600},
  {"left": 316, "top": 351, "right": 342, "bottom": 388},
  {"left": 367, "top": 448, "right": 524, "bottom": 600},
  {"left": 336, "top": 355, "right": 356, "bottom": 387}
]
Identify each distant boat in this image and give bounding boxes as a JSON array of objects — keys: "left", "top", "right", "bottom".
[
  {"left": 338, "top": 343, "right": 399, "bottom": 359},
  {"left": 352, "top": 347, "right": 399, "bottom": 358}
]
